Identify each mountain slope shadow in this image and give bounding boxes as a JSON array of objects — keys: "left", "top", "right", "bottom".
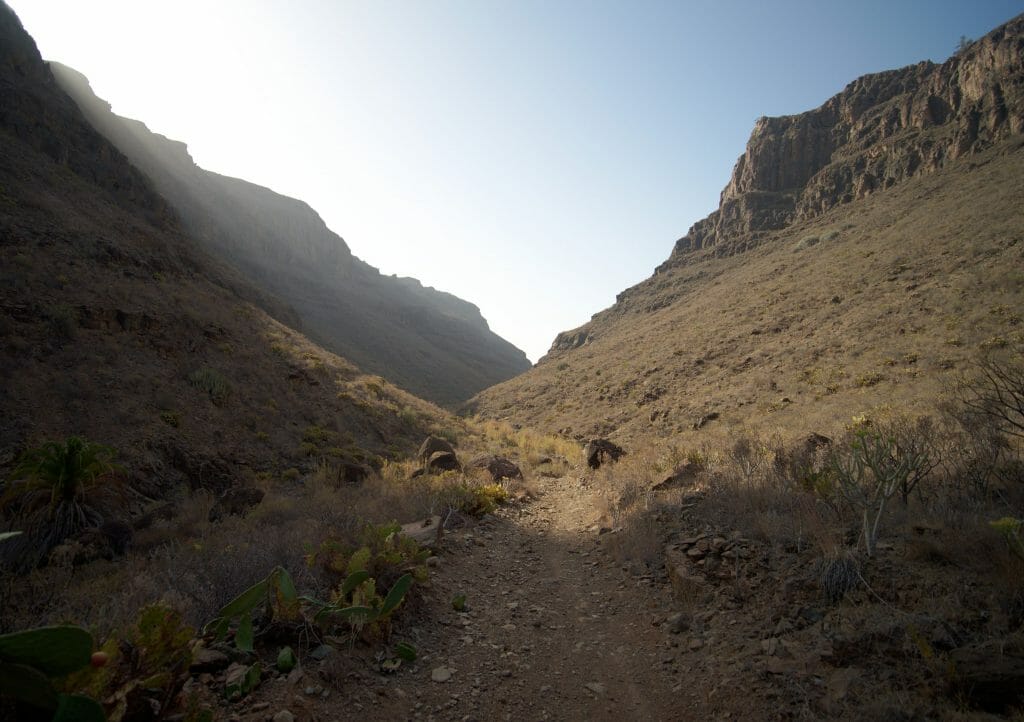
[{"left": 48, "top": 62, "right": 531, "bottom": 407}]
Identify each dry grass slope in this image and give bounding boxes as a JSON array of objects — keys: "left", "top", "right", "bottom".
[{"left": 470, "top": 138, "right": 1024, "bottom": 448}]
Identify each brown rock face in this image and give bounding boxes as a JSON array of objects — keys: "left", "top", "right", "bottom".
[{"left": 660, "top": 15, "right": 1024, "bottom": 268}]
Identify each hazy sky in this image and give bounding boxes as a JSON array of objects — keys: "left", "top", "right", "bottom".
[{"left": 11, "top": 1, "right": 1023, "bottom": 361}]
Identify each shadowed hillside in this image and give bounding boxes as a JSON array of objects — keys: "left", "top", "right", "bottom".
[
  {"left": 0, "top": 2, "right": 457, "bottom": 497},
  {"left": 468, "top": 16, "right": 1024, "bottom": 446},
  {"left": 49, "top": 63, "right": 530, "bottom": 407}
]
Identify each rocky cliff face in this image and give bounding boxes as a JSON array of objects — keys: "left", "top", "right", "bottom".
[
  {"left": 49, "top": 64, "right": 530, "bottom": 405},
  {"left": 660, "top": 14, "right": 1024, "bottom": 268}
]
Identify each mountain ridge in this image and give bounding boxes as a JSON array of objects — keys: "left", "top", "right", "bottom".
[
  {"left": 48, "top": 63, "right": 530, "bottom": 406},
  {"left": 470, "top": 16, "right": 1024, "bottom": 444},
  {"left": 0, "top": 0, "right": 458, "bottom": 487}
]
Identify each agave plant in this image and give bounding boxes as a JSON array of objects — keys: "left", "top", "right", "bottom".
[{"left": 2, "top": 436, "right": 121, "bottom": 568}]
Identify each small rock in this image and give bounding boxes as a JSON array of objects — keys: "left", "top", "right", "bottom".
[
  {"left": 310, "top": 644, "right": 335, "bottom": 661},
  {"left": 273, "top": 711, "right": 295, "bottom": 722},
  {"left": 432, "top": 667, "right": 454, "bottom": 683},
  {"left": 190, "top": 647, "right": 230, "bottom": 673},
  {"left": 584, "top": 682, "right": 605, "bottom": 695},
  {"left": 427, "top": 556, "right": 442, "bottom": 568},
  {"left": 667, "top": 613, "right": 691, "bottom": 634},
  {"left": 688, "top": 638, "right": 704, "bottom": 651}
]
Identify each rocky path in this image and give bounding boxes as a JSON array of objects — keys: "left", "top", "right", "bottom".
[
  {"left": 372, "top": 478, "right": 685, "bottom": 721},
  {"left": 249, "top": 475, "right": 706, "bottom": 721}
]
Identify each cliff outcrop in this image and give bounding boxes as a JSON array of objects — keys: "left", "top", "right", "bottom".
[{"left": 660, "top": 15, "right": 1024, "bottom": 268}]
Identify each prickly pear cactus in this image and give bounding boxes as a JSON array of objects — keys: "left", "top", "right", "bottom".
[
  {"left": 0, "top": 625, "right": 105, "bottom": 721},
  {"left": 0, "top": 625, "right": 93, "bottom": 675}
]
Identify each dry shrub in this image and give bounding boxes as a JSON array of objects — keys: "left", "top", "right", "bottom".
[
  {"left": 593, "top": 445, "right": 673, "bottom": 569},
  {"left": 468, "top": 417, "right": 582, "bottom": 467}
]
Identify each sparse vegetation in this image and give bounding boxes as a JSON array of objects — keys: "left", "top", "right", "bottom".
[
  {"left": 187, "top": 367, "right": 232, "bottom": 405},
  {"left": 2, "top": 436, "right": 121, "bottom": 570}
]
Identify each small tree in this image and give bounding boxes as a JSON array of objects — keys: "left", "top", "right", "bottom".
[
  {"left": 829, "top": 427, "right": 931, "bottom": 557},
  {"left": 956, "top": 35, "right": 973, "bottom": 54},
  {"left": 956, "top": 352, "right": 1024, "bottom": 440}
]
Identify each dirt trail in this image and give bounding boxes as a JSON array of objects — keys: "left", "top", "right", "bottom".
[
  {"left": 373, "top": 476, "right": 685, "bottom": 721},
  {"left": 256, "top": 474, "right": 707, "bottom": 721}
]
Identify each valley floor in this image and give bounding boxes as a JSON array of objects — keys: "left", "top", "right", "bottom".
[{"left": 233, "top": 473, "right": 847, "bottom": 722}]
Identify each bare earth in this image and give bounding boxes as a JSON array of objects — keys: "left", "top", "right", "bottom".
[{"left": 243, "top": 475, "right": 702, "bottom": 722}]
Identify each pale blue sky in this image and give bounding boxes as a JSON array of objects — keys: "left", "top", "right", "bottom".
[{"left": 11, "top": 0, "right": 1023, "bottom": 361}]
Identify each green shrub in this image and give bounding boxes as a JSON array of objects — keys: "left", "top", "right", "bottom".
[
  {"left": 793, "top": 235, "right": 820, "bottom": 252},
  {"left": 398, "top": 406, "right": 418, "bottom": 426},
  {"left": 855, "top": 372, "right": 884, "bottom": 388},
  {"left": 46, "top": 304, "right": 77, "bottom": 341},
  {"left": 2, "top": 437, "right": 121, "bottom": 569},
  {"left": 160, "top": 411, "right": 181, "bottom": 428},
  {"left": 187, "top": 368, "right": 232, "bottom": 405},
  {"left": 991, "top": 517, "right": 1024, "bottom": 559}
]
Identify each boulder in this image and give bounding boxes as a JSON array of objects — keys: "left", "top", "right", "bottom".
[
  {"left": 664, "top": 546, "right": 710, "bottom": 606},
  {"left": 804, "top": 433, "right": 832, "bottom": 453},
  {"left": 337, "top": 459, "right": 372, "bottom": 485},
  {"left": 427, "top": 450, "right": 461, "bottom": 473},
  {"left": 469, "top": 455, "right": 523, "bottom": 481},
  {"left": 692, "top": 412, "right": 720, "bottom": 430},
  {"left": 584, "top": 439, "right": 626, "bottom": 469},
  {"left": 418, "top": 435, "right": 456, "bottom": 466},
  {"left": 400, "top": 515, "right": 443, "bottom": 547},
  {"left": 950, "top": 635, "right": 1024, "bottom": 713},
  {"left": 652, "top": 462, "right": 698, "bottom": 491},
  {"left": 208, "top": 486, "right": 265, "bottom": 522}
]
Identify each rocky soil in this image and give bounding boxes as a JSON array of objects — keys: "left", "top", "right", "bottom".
[{"left": 194, "top": 469, "right": 1015, "bottom": 722}]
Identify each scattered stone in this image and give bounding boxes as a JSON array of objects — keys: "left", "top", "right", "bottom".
[
  {"left": 418, "top": 435, "right": 456, "bottom": 465},
  {"left": 432, "top": 666, "right": 454, "bottom": 683},
  {"left": 400, "top": 516, "right": 443, "bottom": 547},
  {"left": 309, "top": 644, "right": 335, "bottom": 661},
  {"left": 652, "top": 462, "right": 698, "bottom": 491},
  {"left": 208, "top": 486, "right": 264, "bottom": 522},
  {"left": 692, "top": 412, "right": 720, "bottom": 430},
  {"left": 667, "top": 613, "right": 691, "bottom": 634},
  {"left": 665, "top": 547, "right": 710, "bottom": 606},
  {"left": 827, "top": 667, "right": 861, "bottom": 704},
  {"left": 804, "top": 433, "right": 832, "bottom": 453},
  {"left": 584, "top": 439, "right": 626, "bottom": 469},
  {"left": 427, "top": 451, "right": 462, "bottom": 473},
  {"left": 272, "top": 711, "right": 295, "bottom": 722},
  {"left": 688, "top": 638, "right": 704, "bottom": 651},
  {"left": 468, "top": 455, "right": 524, "bottom": 481},
  {"left": 950, "top": 635, "right": 1024, "bottom": 713},
  {"left": 584, "top": 682, "right": 605, "bottom": 695},
  {"left": 336, "top": 459, "right": 372, "bottom": 485},
  {"left": 190, "top": 647, "right": 230, "bottom": 673}
]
